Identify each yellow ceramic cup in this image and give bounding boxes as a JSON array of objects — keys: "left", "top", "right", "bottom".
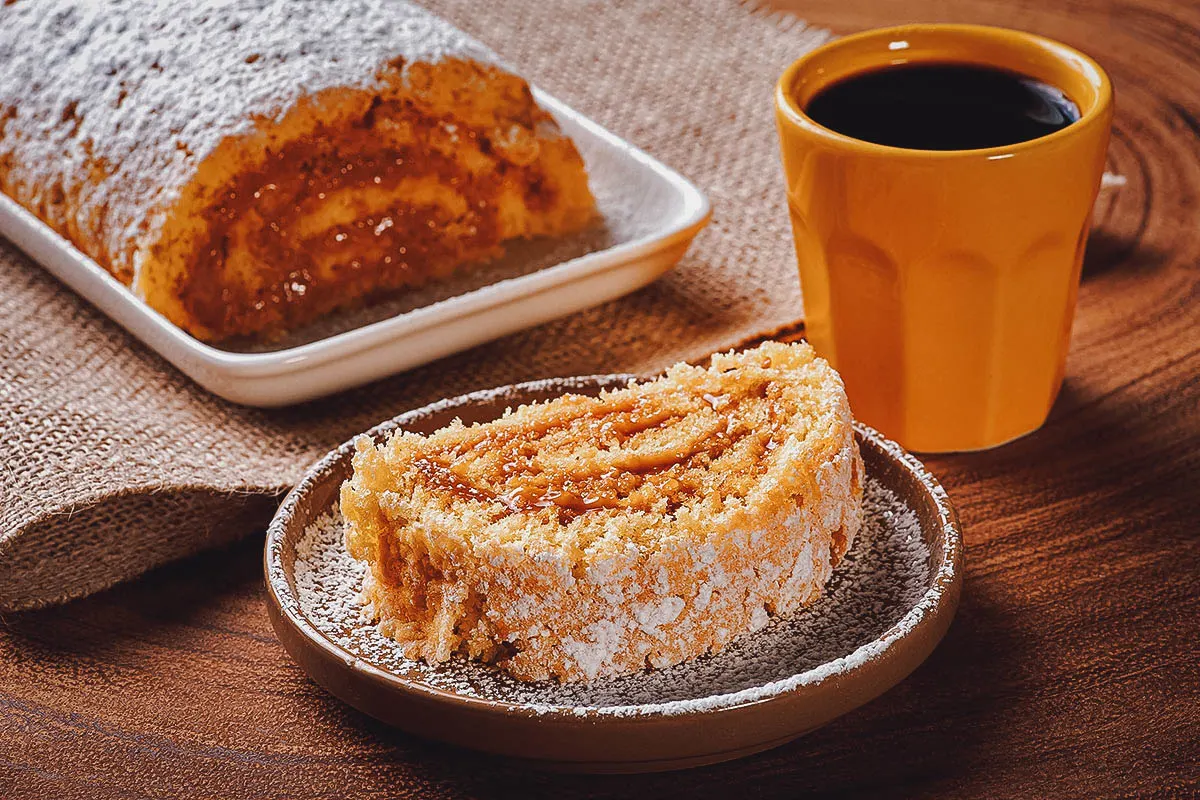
[{"left": 775, "top": 25, "right": 1113, "bottom": 452}]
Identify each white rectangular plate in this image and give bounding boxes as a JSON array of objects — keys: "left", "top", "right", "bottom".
[{"left": 0, "top": 90, "right": 710, "bottom": 407}]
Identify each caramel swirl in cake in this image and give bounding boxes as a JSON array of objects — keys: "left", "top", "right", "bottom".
[
  {"left": 342, "top": 342, "right": 864, "bottom": 682},
  {"left": 179, "top": 80, "right": 574, "bottom": 338},
  {"left": 402, "top": 375, "right": 795, "bottom": 526}
]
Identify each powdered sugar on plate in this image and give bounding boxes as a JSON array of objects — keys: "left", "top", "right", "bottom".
[{"left": 292, "top": 475, "right": 931, "bottom": 716}]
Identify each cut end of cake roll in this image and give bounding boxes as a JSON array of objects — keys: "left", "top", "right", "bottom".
[
  {"left": 142, "top": 59, "right": 596, "bottom": 341},
  {"left": 341, "top": 341, "right": 864, "bottom": 683}
]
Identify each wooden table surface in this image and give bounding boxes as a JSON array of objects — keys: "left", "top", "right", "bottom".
[{"left": 3, "top": 1, "right": 1198, "bottom": 797}]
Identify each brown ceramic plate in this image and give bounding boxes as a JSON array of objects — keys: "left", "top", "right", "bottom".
[{"left": 264, "top": 376, "right": 963, "bottom": 773}]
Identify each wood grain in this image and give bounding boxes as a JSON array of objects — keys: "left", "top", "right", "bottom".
[{"left": 2, "top": 0, "right": 1198, "bottom": 797}]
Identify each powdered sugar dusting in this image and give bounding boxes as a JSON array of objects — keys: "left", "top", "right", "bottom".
[{"left": 292, "top": 475, "right": 932, "bottom": 716}]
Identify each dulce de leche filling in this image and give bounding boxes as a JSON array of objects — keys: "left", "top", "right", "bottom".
[
  {"left": 179, "top": 97, "right": 558, "bottom": 339},
  {"left": 407, "top": 375, "right": 798, "bottom": 527}
]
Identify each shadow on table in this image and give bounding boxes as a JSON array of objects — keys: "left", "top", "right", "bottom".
[
  {"left": 0, "top": 532, "right": 271, "bottom": 665},
  {"left": 941, "top": 368, "right": 1198, "bottom": 531},
  {"left": 1047, "top": 377, "right": 1197, "bottom": 525},
  {"left": 1080, "top": 228, "right": 1166, "bottom": 281}
]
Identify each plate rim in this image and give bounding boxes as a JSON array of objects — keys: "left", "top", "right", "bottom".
[{"left": 264, "top": 374, "right": 963, "bottom": 726}]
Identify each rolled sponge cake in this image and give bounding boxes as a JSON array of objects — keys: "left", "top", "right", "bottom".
[
  {"left": 0, "top": 0, "right": 595, "bottom": 341},
  {"left": 341, "top": 341, "right": 864, "bottom": 682}
]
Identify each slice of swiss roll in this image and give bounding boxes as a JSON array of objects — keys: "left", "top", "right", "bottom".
[{"left": 342, "top": 341, "right": 864, "bottom": 682}]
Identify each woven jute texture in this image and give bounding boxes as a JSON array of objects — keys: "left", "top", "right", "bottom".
[{"left": 0, "top": 0, "right": 826, "bottom": 610}]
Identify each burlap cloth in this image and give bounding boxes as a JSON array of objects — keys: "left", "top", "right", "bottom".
[{"left": 0, "top": 0, "right": 827, "bottom": 611}]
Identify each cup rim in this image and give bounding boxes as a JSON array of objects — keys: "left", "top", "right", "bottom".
[{"left": 775, "top": 23, "right": 1113, "bottom": 160}]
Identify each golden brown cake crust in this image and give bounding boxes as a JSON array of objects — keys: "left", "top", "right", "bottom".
[
  {"left": 0, "top": 0, "right": 595, "bottom": 340},
  {"left": 341, "top": 342, "right": 864, "bottom": 682}
]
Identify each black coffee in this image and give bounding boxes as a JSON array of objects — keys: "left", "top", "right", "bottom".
[{"left": 803, "top": 63, "right": 1080, "bottom": 150}]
